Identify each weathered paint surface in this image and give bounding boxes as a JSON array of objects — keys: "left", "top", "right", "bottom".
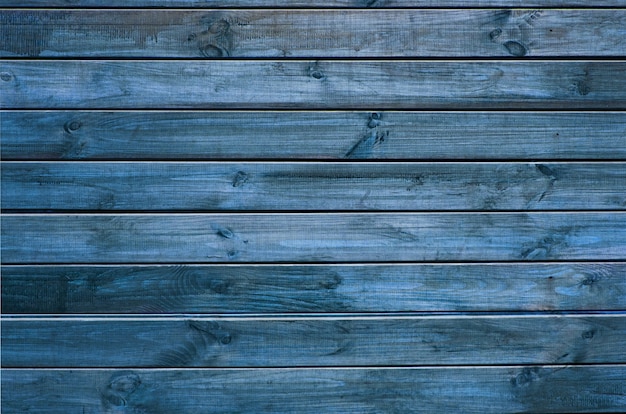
[
  {"left": 2, "top": 61, "right": 625, "bottom": 109},
  {"left": 3, "top": 111, "right": 625, "bottom": 160},
  {"left": 1, "top": 3, "right": 625, "bottom": 413},
  {"left": 2, "top": 10, "right": 624, "bottom": 58}
]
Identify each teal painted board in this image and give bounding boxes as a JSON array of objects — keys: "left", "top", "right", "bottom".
[
  {"left": 2, "top": 213, "right": 625, "bottom": 263},
  {"left": 3, "top": 9, "right": 625, "bottom": 58},
  {"left": 3, "top": 264, "right": 625, "bottom": 313},
  {"left": 3, "top": 111, "right": 625, "bottom": 160},
  {"left": 3, "top": 162, "right": 626, "bottom": 211},
  {"left": 2, "top": 315, "right": 625, "bottom": 367},
  {"left": 2, "top": 61, "right": 625, "bottom": 109}
]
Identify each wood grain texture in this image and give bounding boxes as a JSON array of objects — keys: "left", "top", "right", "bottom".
[
  {"left": 2, "top": 7, "right": 626, "bottom": 414},
  {"left": 6, "top": 0, "right": 626, "bottom": 7},
  {"left": 4, "top": 111, "right": 625, "bottom": 160},
  {"left": 3, "top": 367, "right": 626, "bottom": 413},
  {"left": 5, "top": 366, "right": 626, "bottom": 414},
  {"left": 3, "top": 264, "right": 625, "bottom": 313},
  {"left": 2, "top": 213, "right": 625, "bottom": 263},
  {"left": 3, "top": 162, "right": 626, "bottom": 211},
  {"left": 3, "top": 315, "right": 625, "bottom": 367},
  {"left": 3, "top": 10, "right": 625, "bottom": 58},
  {"left": 2, "top": 61, "right": 625, "bottom": 109}
]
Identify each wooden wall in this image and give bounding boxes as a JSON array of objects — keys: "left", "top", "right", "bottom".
[{"left": 1, "top": 2, "right": 626, "bottom": 413}]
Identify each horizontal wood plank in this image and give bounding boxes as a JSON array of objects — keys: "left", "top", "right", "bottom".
[
  {"left": 2, "top": 213, "right": 625, "bottom": 263},
  {"left": 3, "top": 366, "right": 626, "bottom": 413},
  {"left": 3, "top": 315, "right": 625, "bottom": 367},
  {"left": 2, "top": 264, "right": 625, "bottom": 313},
  {"left": 2, "top": 61, "right": 625, "bottom": 109},
  {"left": 2, "top": 10, "right": 625, "bottom": 58},
  {"left": 5, "top": 0, "right": 626, "bottom": 7},
  {"left": 3, "top": 162, "right": 626, "bottom": 211},
  {"left": 3, "top": 111, "right": 625, "bottom": 160}
]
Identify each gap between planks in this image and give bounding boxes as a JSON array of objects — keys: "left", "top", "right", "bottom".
[
  {"left": 1, "top": 366, "right": 625, "bottom": 372},
  {"left": 4, "top": 314, "right": 626, "bottom": 321}
]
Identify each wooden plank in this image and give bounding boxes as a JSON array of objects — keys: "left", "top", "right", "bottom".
[
  {"left": 2, "top": 213, "right": 625, "bottom": 263},
  {"left": 3, "top": 10, "right": 625, "bottom": 58},
  {"left": 2, "top": 61, "right": 625, "bottom": 109},
  {"left": 5, "top": 0, "right": 626, "bottom": 7},
  {"left": 3, "top": 111, "right": 625, "bottom": 161},
  {"left": 2, "top": 367, "right": 626, "bottom": 414},
  {"left": 3, "top": 264, "right": 625, "bottom": 313},
  {"left": 2, "top": 315, "right": 625, "bottom": 367},
  {"left": 4, "top": 162, "right": 626, "bottom": 211}
]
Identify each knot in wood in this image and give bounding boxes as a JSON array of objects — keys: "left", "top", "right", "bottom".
[
  {"left": 308, "top": 63, "right": 326, "bottom": 80},
  {"left": 220, "top": 334, "right": 232, "bottom": 345},
  {"left": 489, "top": 28, "right": 502, "bottom": 40},
  {"left": 582, "top": 329, "right": 596, "bottom": 340},
  {"left": 63, "top": 120, "right": 82, "bottom": 134},
  {"left": 510, "top": 367, "right": 540, "bottom": 387},
  {"left": 503, "top": 41, "right": 527, "bottom": 57},
  {"left": 368, "top": 112, "right": 382, "bottom": 128},
  {"left": 232, "top": 171, "right": 249, "bottom": 188},
  {"left": 101, "top": 372, "right": 141, "bottom": 408},
  {"left": 310, "top": 70, "right": 325, "bottom": 80}
]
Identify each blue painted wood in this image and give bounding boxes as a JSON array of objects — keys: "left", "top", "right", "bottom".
[
  {"left": 3, "top": 213, "right": 625, "bottom": 263},
  {"left": 3, "top": 111, "right": 625, "bottom": 160},
  {"left": 3, "top": 10, "right": 624, "bottom": 58},
  {"left": 1, "top": 4, "right": 625, "bottom": 413},
  {"left": 3, "top": 316, "right": 625, "bottom": 367},
  {"left": 3, "top": 264, "right": 625, "bottom": 313},
  {"left": 2, "top": 61, "right": 625, "bottom": 109},
  {"left": 3, "top": 367, "right": 626, "bottom": 413},
  {"left": 3, "top": 162, "right": 626, "bottom": 211}
]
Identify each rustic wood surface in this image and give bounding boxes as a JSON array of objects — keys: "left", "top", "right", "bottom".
[
  {"left": 3, "top": 61, "right": 625, "bottom": 109},
  {"left": 3, "top": 10, "right": 625, "bottom": 58},
  {"left": 3, "top": 162, "right": 626, "bottom": 211},
  {"left": 3, "top": 315, "right": 625, "bottom": 367},
  {"left": 3, "top": 213, "right": 625, "bottom": 263},
  {"left": 2, "top": 2, "right": 625, "bottom": 412},
  {"left": 3, "top": 366, "right": 625, "bottom": 413},
  {"left": 4, "top": 111, "right": 625, "bottom": 161},
  {"left": 4, "top": 264, "right": 625, "bottom": 313}
]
